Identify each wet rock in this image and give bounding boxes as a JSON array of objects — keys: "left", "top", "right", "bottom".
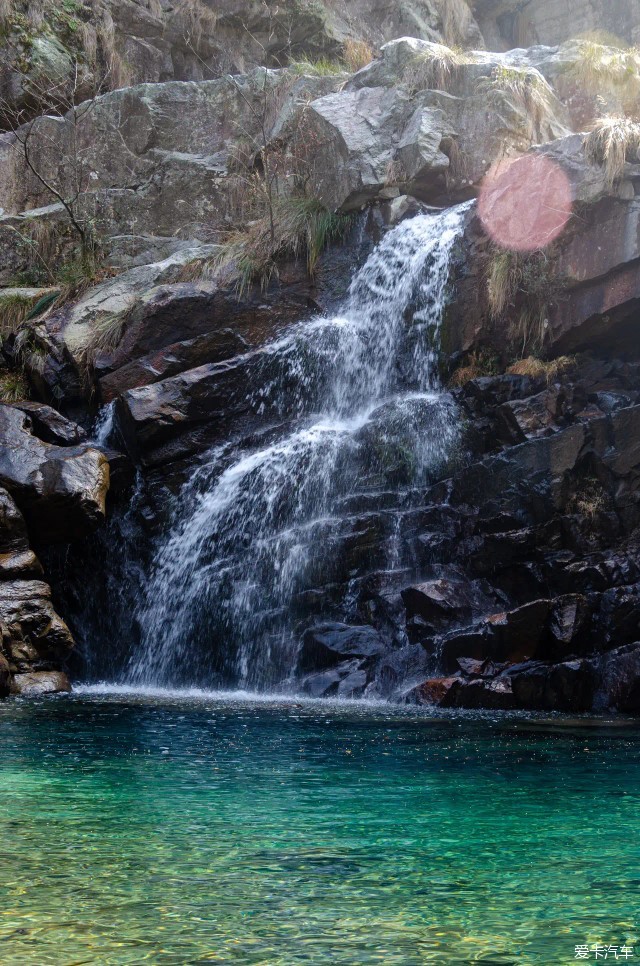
[
  {"left": 298, "top": 623, "right": 388, "bottom": 674},
  {"left": 300, "top": 659, "right": 369, "bottom": 699},
  {"left": 10, "top": 402, "right": 86, "bottom": 446},
  {"left": 0, "top": 652, "right": 9, "bottom": 697},
  {"left": 509, "top": 659, "right": 597, "bottom": 712},
  {"left": 10, "top": 671, "right": 71, "bottom": 696},
  {"left": 0, "top": 580, "right": 74, "bottom": 671},
  {"left": 596, "top": 584, "right": 640, "bottom": 651},
  {"left": 401, "top": 577, "right": 479, "bottom": 625},
  {"left": 0, "top": 488, "right": 42, "bottom": 579},
  {"left": 547, "top": 594, "right": 591, "bottom": 659},
  {"left": 0, "top": 405, "right": 109, "bottom": 543},
  {"left": 407, "top": 675, "right": 460, "bottom": 706},
  {"left": 593, "top": 643, "right": 640, "bottom": 713}
]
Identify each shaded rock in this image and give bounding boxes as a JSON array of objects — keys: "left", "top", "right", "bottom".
[
  {"left": 0, "top": 488, "right": 42, "bottom": 579},
  {"left": 593, "top": 643, "right": 640, "bottom": 713},
  {"left": 509, "top": 659, "right": 597, "bottom": 712},
  {"left": 298, "top": 622, "right": 388, "bottom": 673},
  {"left": 0, "top": 405, "right": 109, "bottom": 543},
  {"left": 11, "top": 402, "right": 87, "bottom": 446},
  {"left": 547, "top": 593, "right": 590, "bottom": 659},
  {"left": 300, "top": 659, "right": 368, "bottom": 699},
  {"left": 10, "top": 670, "right": 71, "bottom": 696},
  {"left": 0, "top": 580, "right": 74, "bottom": 671},
  {"left": 401, "top": 577, "right": 477, "bottom": 623}
]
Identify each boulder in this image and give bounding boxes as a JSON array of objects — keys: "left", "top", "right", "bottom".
[
  {"left": 10, "top": 670, "right": 71, "bottom": 696},
  {"left": 10, "top": 402, "right": 86, "bottom": 446},
  {"left": 298, "top": 622, "right": 388, "bottom": 674},
  {"left": 0, "top": 405, "right": 109, "bottom": 543},
  {"left": 0, "top": 580, "right": 74, "bottom": 671}
]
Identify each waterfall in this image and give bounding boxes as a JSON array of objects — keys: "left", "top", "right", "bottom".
[{"left": 126, "top": 204, "right": 470, "bottom": 689}]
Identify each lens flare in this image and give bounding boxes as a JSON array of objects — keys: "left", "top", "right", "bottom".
[{"left": 478, "top": 154, "right": 572, "bottom": 252}]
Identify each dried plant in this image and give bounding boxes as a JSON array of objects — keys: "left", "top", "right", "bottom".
[{"left": 584, "top": 115, "right": 640, "bottom": 186}]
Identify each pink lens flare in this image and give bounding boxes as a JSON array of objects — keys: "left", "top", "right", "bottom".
[{"left": 478, "top": 154, "right": 573, "bottom": 252}]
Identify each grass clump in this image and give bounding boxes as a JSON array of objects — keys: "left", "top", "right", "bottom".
[
  {"left": 568, "top": 41, "right": 640, "bottom": 90},
  {"left": 288, "top": 56, "right": 346, "bottom": 77},
  {"left": 206, "top": 197, "right": 352, "bottom": 297},
  {"left": 342, "top": 39, "right": 374, "bottom": 72},
  {"left": 448, "top": 350, "right": 500, "bottom": 387},
  {"left": 584, "top": 116, "right": 640, "bottom": 186},
  {"left": 404, "top": 43, "right": 467, "bottom": 92},
  {"left": 0, "top": 370, "right": 29, "bottom": 402},
  {"left": 486, "top": 247, "right": 560, "bottom": 353},
  {"left": 479, "top": 65, "right": 555, "bottom": 136},
  {"left": 0, "top": 291, "right": 41, "bottom": 339},
  {"left": 507, "top": 355, "right": 576, "bottom": 383}
]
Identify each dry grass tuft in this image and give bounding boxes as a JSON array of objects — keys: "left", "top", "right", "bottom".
[
  {"left": 487, "top": 250, "right": 521, "bottom": 319},
  {"left": 507, "top": 355, "right": 576, "bottom": 383},
  {"left": 342, "top": 39, "right": 374, "bottom": 72},
  {"left": 448, "top": 350, "right": 500, "bottom": 387},
  {"left": 480, "top": 64, "right": 555, "bottom": 137},
  {"left": 0, "top": 371, "right": 29, "bottom": 402},
  {"left": 288, "top": 56, "right": 345, "bottom": 77},
  {"left": 199, "top": 196, "right": 351, "bottom": 297},
  {"left": 404, "top": 43, "right": 467, "bottom": 93},
  {"left": 440, "top": 0, "right": 475, "bottom": 48},
  {"left": 0, "top": 0, "right": 13, "bottom": 29},
  {"left": 584, "top": 115, "right": 640, "bottom": 185},
  {"left": 568, "top": 41, "right": 640, "bottom": 91},
  {"left": 486, "top": 247, "right": 560, "bottom": 352}
]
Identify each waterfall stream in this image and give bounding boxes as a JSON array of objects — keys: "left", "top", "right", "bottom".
[{"left": 124, "top": 204, "right": 470, "bottom": 689}]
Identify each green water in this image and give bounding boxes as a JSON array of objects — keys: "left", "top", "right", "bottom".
[{"left": 0, "top": 690, "right": 639, "bottom": 965}]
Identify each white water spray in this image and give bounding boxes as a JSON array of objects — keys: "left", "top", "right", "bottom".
[{"left": 127, "top": 204, "right": 469, "bottom": 688}]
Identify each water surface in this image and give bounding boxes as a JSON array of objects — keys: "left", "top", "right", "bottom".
[{"left": 0, "top": 691, "right": 638, "bottom": 964}]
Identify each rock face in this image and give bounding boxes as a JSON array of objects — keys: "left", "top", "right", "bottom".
[
  {"left": 3, "top": 1, "right": 640, "bottom": 707},
  {"left": 0, "top": 404, "right": 111, "bottom": 695},
  {"left": 474, "top": 0, "right": 640, "bottom": 49}
]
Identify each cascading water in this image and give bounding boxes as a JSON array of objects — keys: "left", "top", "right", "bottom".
[{"left": 125, "top": 204, "right": 470, "bottom": 689}]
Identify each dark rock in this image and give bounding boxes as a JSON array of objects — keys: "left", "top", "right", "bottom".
[
  {"left": 0, "top": 487, "right": 42, "bottom": 578},
  {"left": 401, "top": 577, "right": 476, "bottom": 623},
  {"left": 300, "top": 659, "right": 368, "bottom": 698},
  {"left": 297, "top": 622, "right": 388, "bottom": 674},
  {"left": 593, "top": 643, "right": 640, "bottom": 713},
  {"left": 0, "top": 405, "right": 109, "bottom": 543},
  {"left": 0, "top": 653, "right": 9, "bottom": 697},
  {"left": 596, "top": 584, "right": 640, "bottom": 650},
  {"left": 509, "top": 659, "right": 597, "bottom": 712},
  {"left": 547, "top": 594, "right": 591, "bottom": 659},
  {"left": 10, "top": 401, "right": 87, "bottom": 446}
]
